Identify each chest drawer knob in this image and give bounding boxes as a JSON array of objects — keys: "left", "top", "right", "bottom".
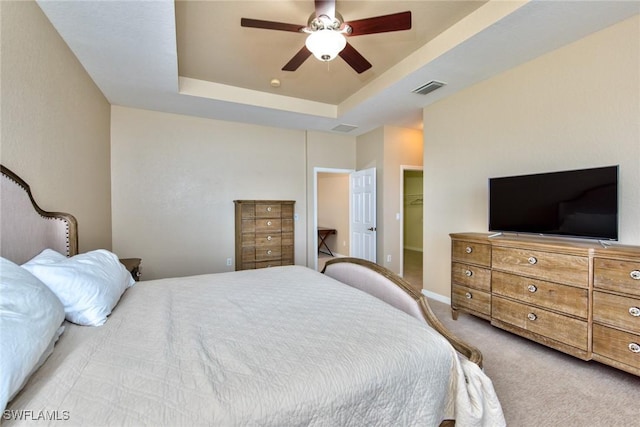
[
  {"left": 267, "top": 206, "right": 272, "bottom": 212},
  {"left": 630, "top": 270, "right": 640, "bottom": 280},
  {"left": 629, "top": 342, "right": 640, "bottom": 353},
  {"left": 527, "top": 313, "right": 537, "bottom": 321},
  {"left": 629, "top": 306, "right": 640, "bottom": 317},
  {"left": 465, "top": 269, "right": 473, "bottom": 277},
  {"left": 267, "top": 250, "right": 272, "bottom": 255},
  {"left": 465, "top": 292, "right": 473, "bottom": 299},
  {"left": 267, "top": 220, "right": 272, "bottom": 226},
  {"left": 267, "top": 235, "right": 272, "bottom": 241},
  {"left": 528, "top": 256, "right": 538, "bottom": 265},
  {"left": 527, "top": 284, "right": 538, "bottom": 293},
  {"left": 465, "top": 246, "right": 473, "bottom": 254}
]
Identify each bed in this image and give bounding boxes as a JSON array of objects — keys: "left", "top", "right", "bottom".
[{"left": 0, "top": 164, "right": 505, "bottom": 426}]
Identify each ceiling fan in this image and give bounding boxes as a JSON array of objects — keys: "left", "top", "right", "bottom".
[{"left": 240, "top": 0, "right": 411, "bottom": 74}]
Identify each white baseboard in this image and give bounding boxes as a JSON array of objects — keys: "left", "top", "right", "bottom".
[{"left": 421, "top": 289, "right": 451, "bottom": 305}]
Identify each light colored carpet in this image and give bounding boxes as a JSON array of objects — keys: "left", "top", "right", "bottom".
[{"left": 428, "top": 299, "right": 640, "bottom": 426}]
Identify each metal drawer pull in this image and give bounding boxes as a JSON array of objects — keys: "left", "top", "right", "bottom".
[
  {"left": 465, "top": 292, "right": 472, "bottom": 299},
  {"left": 527, "top": 313, "right": 537, "bottom": 321},
  {"left": 631, "top": 270, "right": 640, "bottom": 280},
  {"left": 465, "top": 270, "right": 473, "bottom": 277},
  {"left": 267, "top": 206, "right": 272, "bottom": 212},
  {"left": 267, "top": 250, "right": 272, "bottom": 255},
  {"left": 267, "top": 221, "right": 272, "bottom": 226},
  {"left": 465, "top": 246, "right": 473, "bottom": 254},
  {"left": 267, "top": 235, "right": 272, "bottom": 241},
  {"left": 528, "top": 257, "right": 537, "bottom": 265},
  {"left": 527, "top": 284, "right": 537, "bottom": 293},
  {"left": 629, "top": 306, "right": 640, "bottom": 317},
  {"left": 629, "top": 343, "right": 640, "bottom": 353}
]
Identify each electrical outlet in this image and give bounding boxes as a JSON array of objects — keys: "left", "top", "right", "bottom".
[{"left": 226, "top": 258, "right": 232, "bottom": 266}]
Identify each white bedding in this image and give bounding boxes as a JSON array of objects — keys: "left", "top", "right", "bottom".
[{"left": 6, "top": 266, "right": 504, "bottom": 426}]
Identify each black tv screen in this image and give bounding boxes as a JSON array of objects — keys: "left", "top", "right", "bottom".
[{"left": 489, "top": 165, "right": 618, "bottom": 240}]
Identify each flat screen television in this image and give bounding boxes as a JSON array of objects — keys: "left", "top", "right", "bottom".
[{"left": 488, "top": 165, "right": 618, "bottom": 240}]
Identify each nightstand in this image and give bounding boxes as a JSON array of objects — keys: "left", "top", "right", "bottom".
[{"left": 120, "top": 258, "right": 142, "bottom": 281}]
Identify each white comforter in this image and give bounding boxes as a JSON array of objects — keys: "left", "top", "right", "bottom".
[{"left": 6, "top": 266, "right": 504, "bottom": 426}]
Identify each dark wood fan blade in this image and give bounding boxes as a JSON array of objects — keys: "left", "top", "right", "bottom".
[
  {"left": 315, "top": 0, "right": 336, "bottom": 19},
  {"left": 282, "top": 46, "right": 312, "bottom": 71},
  {"left": 241, "top": 18, "right": 304, "bottom": 33},
  {"left": 346, "top": 11, "right": 411, "bottom": 36},
  {"left": 338, "top": 42, "right": 372, "bottom": 74}
]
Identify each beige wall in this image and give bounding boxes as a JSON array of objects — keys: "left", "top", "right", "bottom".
[
  {"left": 111, "top": 107, "right": 358, "bottom": 279},
  {"left": 110, "top": 106, "right": 309, "bottom": 279},
  {"left": 423, "top": 15, "right": 640, "bottom": 300},
  {"left": 356, "top": 126, "right": 423, "bottom": 272},
  {"left": 382, "top": 126, "right": 424, "bottom": 273},
  {"left": 1, "top": 1, "right": 112, "bottom": 253},
  {"left": 317, "top": 173, "right": 350, "bottom": 257},
  {"left": 305, "top": 131, "right": 357, "bottom": 266}
]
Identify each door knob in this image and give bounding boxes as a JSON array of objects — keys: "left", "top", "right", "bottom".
[{"left": 367, "top": 227, "right": 377, "bottom": 231}]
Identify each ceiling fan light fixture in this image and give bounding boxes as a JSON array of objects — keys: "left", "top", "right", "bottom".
[{"left": 305, "top": 29, "right": 346, "bottom": 62}]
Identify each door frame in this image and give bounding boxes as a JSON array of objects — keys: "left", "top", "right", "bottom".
[
  {"left": 313, "top": 167, "right": 354, "bottom": 271},
  {"left": 399, "top": 165, "right": 423, "bottom": 278}
]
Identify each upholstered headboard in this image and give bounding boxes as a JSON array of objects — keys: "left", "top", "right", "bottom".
[{"left": 0, "top": 165, "right": 78, "bottom": 264}]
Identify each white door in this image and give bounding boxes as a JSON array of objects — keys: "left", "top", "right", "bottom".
[{"left": 350, "top": 167, "right": 376, "bottom": 262}]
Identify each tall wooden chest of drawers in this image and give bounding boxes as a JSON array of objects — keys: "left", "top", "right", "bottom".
[{"left": 234, "top": 200, "right": 295, "bottom": 270}]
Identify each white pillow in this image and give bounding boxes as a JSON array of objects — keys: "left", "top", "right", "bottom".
[
  {"left": 22, "top": 249, "right": 135, "bottom": 326},
  {"left": 0, "top": 257, "right": 65, "bottom": 411}
]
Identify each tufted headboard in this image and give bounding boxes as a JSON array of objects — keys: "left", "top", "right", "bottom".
[{"left": 0, "top": 165, "right": 78, "bottom": 264}]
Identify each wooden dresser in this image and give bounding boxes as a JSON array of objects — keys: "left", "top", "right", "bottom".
[
  {"left": 234, "top": 200, "right": 295, "bottom": 270},
  {"left": 450, "top": 232, "right": 640, "bottom": 376}
]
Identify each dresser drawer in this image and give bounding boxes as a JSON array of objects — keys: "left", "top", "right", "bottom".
[
  {"left": 492, "top": 246, "right": 589, "bottom": 287},
  {"left": 255, "top": 203, "right": 281, "bottom": 218},
  {"left": 452, "top": 284, "right": 491, "bottom": 317},
  {"left": 492, "top": 296, "right": 588, "bottom": 350},
  {"left": 255, "top": 246, "right": 282, "bottom": 261},
  {"left": 255, "top": 260, "right": 283, "bottom": 269},
  {"left": 492, "top": 271, "right": 588, "bottom": 319},
  {"left": 255, "top": 218, "right": 282, "bottom": 233},
  {"left": 593, "top": 258, "right": 640, "bottom": 297},
  {"left": 240, "top": 219, "right": 285, "bottom": 234},
  {"left": 451, "top": 262, "right": 491, "bottom": 292},
  {"left": 593, "top": 291, "right": 640, "bottom": 334},
  {"left": 451, "top": 240, "right": 491, "bottom": 267},
  {"left": 282, "top": 232, "right": 294, "bottom": 246},
  {"left": 255, "top": 233, "right": 281, "bottom": 247},
  {"left": 593, "top": 324, "right": 640, "bottom": 370}
]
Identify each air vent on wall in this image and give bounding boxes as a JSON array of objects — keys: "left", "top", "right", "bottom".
[
  {"left": 412, "top": 80, "right": 446, "bottom": 95},
  {"left": 332, "top": 124, "right": 358, "bottom": 133}
]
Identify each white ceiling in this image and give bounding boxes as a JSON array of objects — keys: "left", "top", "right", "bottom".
[{"left": 37, "top": 0, "right": 639, "bottom": 136}]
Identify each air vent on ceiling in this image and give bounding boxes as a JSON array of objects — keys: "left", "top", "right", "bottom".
[
  {"left": 332, "top": 124, "right": 358, "bottom": 133},
  {"left": 412, "top": 80, "right": 446, "bottom": 95}
]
